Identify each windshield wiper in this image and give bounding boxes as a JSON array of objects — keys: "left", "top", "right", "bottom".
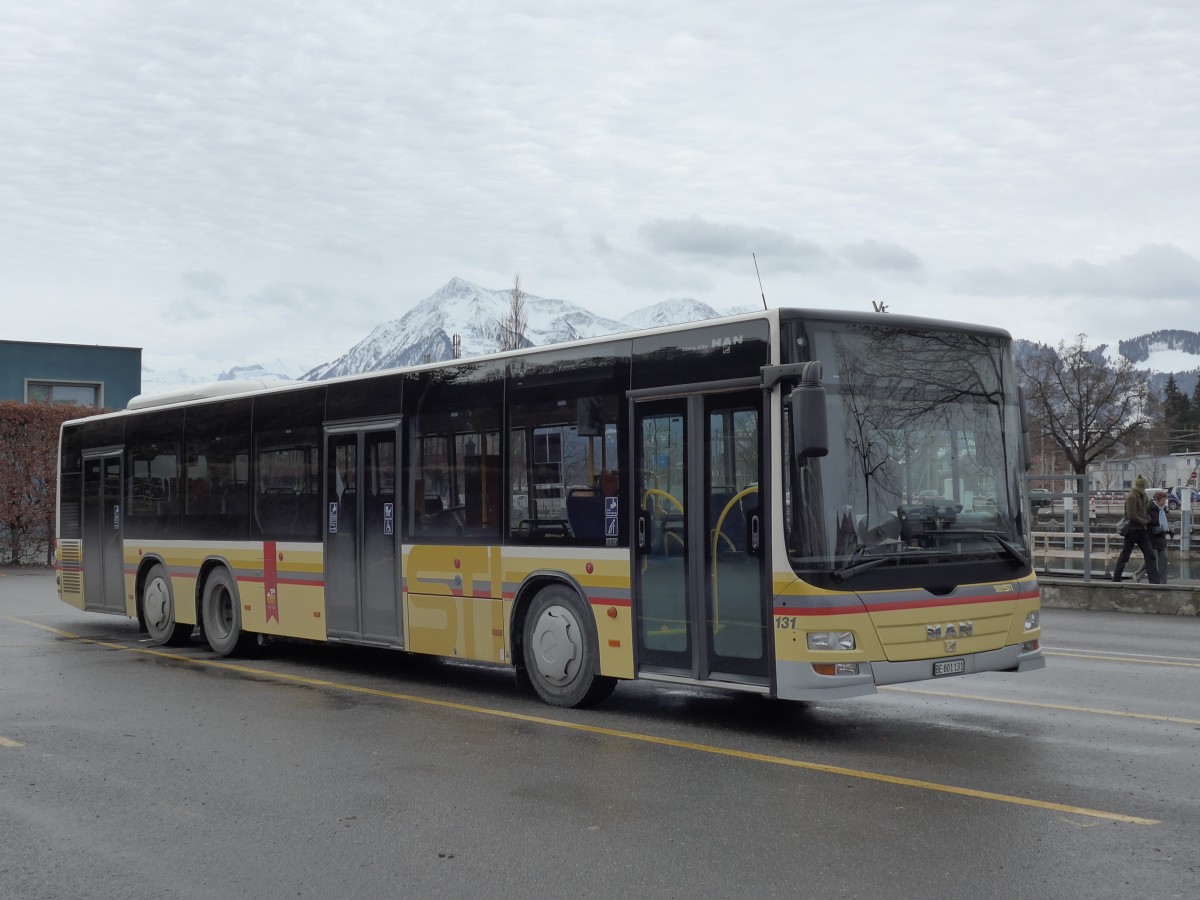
[
  {"left": 833, "top": 532, "right": 1026, "bottom": 581},
  {"left": 832, "top": 545, "right": 924, "bottom": 582},
  {"left": 936, "top": 529, "right": 1027, "bottom": 567},
  {"left": 975, "top": 531, "right": 1028, "bottom": 568},
  {"left": 832, "top": 554, "right": 902, "bottom": 582}
]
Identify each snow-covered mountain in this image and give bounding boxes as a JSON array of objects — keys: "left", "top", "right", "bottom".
[
  {"left": 300, "top": 278, "right": 732, "bottom": 381},
  {"left": 1015, "top": 333, "right": 1200, "bottom": 397},
  {"left": 217, "top": 362, "right": 295, "bottom": 383},
  {"left": 139, "top": 360, "right": 296, "bottom": 397},
  {"left": 1120, "top": 331, "right": 1200, "bottom": 396},
  {"left": 619, "top": 297, "right": 754, "bottom": 332}
]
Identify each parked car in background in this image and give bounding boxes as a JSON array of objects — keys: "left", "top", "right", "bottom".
[
  {"left": 1028, "top": 488, "right": 1053, "bottom": 508},
  {"left": 1167, "top": 487, "right": 1200, "bottom": 511}
]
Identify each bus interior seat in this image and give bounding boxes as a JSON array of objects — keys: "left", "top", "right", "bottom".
[
  {"left": 258, "top": 490, "right": 299, "bottom": 534},
  {"left": 566, "top": 488, "right": 605, "bottom": 540}
]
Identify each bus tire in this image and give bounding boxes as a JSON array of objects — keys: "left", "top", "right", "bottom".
[
  {"left": 522, "top": 585, "right": 615, "bottom": 709},
  {"left": 201, "top": 568, "right": 255, "bottom": 657},
  {"left": 141, "top": 563, "right": 192, "bottom": 646}
]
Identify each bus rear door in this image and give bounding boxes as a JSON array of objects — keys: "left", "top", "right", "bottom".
[{"left": 81, "top": 450, "right": 126, "bottom": 614}]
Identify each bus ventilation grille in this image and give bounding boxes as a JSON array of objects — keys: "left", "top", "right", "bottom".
[
  {"left": 58, "top": 541, "right": 83, "bottom": 563},
  {"left": 57, "top": 540, "right": 83, "bottom": 594}
]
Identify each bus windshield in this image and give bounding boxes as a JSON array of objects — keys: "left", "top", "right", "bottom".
[{"left": 785, "top": 320, "right": 1029, "bottom": 589}]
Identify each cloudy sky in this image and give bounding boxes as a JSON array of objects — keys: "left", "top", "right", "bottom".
[{"left": 3, "top": 1, "right": 1198, "bottom": 385}]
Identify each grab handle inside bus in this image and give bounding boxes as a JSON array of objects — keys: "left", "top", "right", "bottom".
[{"left": 789, "top": 361, "right": 829, "bottom": 459}]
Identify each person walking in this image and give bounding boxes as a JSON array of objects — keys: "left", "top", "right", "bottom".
[
  {"left": 1112, "top": 475, "right": 1161, "bottom": 584},
  {"left": 1135, "top": 489, "right": 1172, "bottom": 583}
]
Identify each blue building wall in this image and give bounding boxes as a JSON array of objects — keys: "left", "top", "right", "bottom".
[{"left": 0, "top": 340, "right": 142, "bottom": 409}]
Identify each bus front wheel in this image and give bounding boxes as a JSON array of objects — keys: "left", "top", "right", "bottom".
[
  {"left": 522, "top": 586, "right": 615, "bottom": 708},
  {"left": 201, "top": 568, "right": 255, "bottom": 657},
  {"left": 142, "top": 563, "right": 192, "bottom": 646}
]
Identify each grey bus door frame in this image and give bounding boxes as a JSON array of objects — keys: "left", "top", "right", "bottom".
[
  {"left": 82, "top": 448, "right": 127, "bottom": 614},
  {"left": 631, "top": 388, "right": 770, "bottom": 686},
  {"left": 324, "top": 422, "right": 404, "bottom": 646}
]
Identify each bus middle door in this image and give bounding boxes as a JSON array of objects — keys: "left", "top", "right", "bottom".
[{"left": 324, "top": 424, "right": 403, "bottom": 646}]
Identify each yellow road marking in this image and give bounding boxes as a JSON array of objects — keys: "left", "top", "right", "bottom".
[
  {"left": 881, "top": 686, "right": 1200, "bottom": 727},
  {"left": 1045, "top": 650, "right": 1200, "bottom": 669},
  {"left": 0, "top": 736, "right": 23, "bottom": 748},
  {"left": 3, "top": 616, "right": 1160, "bottom": 826}
]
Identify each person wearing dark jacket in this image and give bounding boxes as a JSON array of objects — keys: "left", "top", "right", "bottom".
[
  {"left": 1135, "top": 490, "right": 1172, "bottom": 582},
  {"left": 1112, "top": 475, "right": 1161, "bottom": 583}
]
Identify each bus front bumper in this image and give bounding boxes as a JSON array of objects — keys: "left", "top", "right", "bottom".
[{"left": 776, "top": 643, "right": 1045, "bottom": 701}]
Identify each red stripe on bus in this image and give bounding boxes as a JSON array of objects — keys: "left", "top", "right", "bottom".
[
  {"left": 773, "top": 588, "right": 1039, "bottom": 617},
  {"left": 588, "top": 597, "right": 632, "bottom": 608},
  {"left": 773, "top": 604, "right": 869, "bottom": 617}
]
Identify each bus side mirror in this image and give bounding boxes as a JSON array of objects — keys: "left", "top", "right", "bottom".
[{"left": 789, "top": 362, "right": 828, "bottom": 459}]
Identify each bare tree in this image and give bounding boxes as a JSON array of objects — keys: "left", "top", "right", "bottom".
[
  {"left": 1017, "top": 334, "right": 1151, "bottom": 475},
  {"left": 497, "top": 272, "right": 528, "bottom": 352}
]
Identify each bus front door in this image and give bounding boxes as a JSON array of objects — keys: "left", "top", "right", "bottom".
[
  {"left": 81, "top": 451, "right": 127, "bottom": 614},
  {"left": 324, "top": 425, "right": 403, "bottom": 646},
  {"left": 633, "top": 391, "right": 769, "bottom": 687}
]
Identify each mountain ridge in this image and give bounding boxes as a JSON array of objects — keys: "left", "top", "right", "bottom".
[
  {"left": 298, "top": 278, "right": 732, "bottom": 381},
  {"left": 141, "top": 278, "right": 1200, "bottom": 397}
]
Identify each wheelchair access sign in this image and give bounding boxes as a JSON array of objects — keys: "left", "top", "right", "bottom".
[{"left": 605, "top": 496, "right": 619, "bottom": 543}]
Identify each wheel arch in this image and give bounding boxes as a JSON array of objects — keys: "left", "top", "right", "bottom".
[{"left": 509, "top": 570, "right": 592, "bottom": 672}]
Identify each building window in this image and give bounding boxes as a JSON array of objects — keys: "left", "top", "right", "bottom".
[{"left": 27, "top": 381, "right": 100, "bottom": 406}]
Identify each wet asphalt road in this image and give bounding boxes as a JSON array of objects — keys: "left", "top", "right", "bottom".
[{"left": 2, "top": 568, "right": 1198, "bottom": 899}]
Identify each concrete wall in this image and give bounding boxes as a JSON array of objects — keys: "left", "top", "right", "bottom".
[{"left": 1039, "top": 578, "right": 1200, "bottom": 616}]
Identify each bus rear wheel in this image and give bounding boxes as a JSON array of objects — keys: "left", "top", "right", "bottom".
[
  {"left": 141, "top": 563, "right": 192, "bottom": 646},
  {"left": 201, "top": 568, "right": 255, "bottom": 657},
  {"left": 522, "top": 586, "right": 615, "bottom": 708}
]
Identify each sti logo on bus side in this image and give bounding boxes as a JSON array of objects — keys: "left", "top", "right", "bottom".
[{"left": 926, "top": 621, "right": 973, "bottom": 640}]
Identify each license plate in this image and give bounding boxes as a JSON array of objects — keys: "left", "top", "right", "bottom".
[{"left": 933, "top": 658, "right": 965, "bottom": 677}]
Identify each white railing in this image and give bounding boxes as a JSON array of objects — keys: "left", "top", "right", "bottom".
[{"left": 1030, "top": 531, "right": 1125, "bottom": 576}]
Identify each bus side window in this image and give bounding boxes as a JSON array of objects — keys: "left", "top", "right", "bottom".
[{"left": 404, "top": 362, "right": 503, "bottom": 543}]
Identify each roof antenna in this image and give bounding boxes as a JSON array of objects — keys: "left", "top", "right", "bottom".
[{"left": 752, "top": 253, "right": 767, "bottom": 311}]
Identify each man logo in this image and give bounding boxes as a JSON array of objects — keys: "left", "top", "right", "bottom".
[{"left": 926, "top": 621, "right": 973, "bottom": 640}]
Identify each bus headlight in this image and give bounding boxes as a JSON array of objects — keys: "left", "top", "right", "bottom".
[
  {"left": 1024, "top": 611, "right": 1039, "bottom": 631},
  {"left": 807, "top": 631, "right": 856, "bottom": 651}
]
